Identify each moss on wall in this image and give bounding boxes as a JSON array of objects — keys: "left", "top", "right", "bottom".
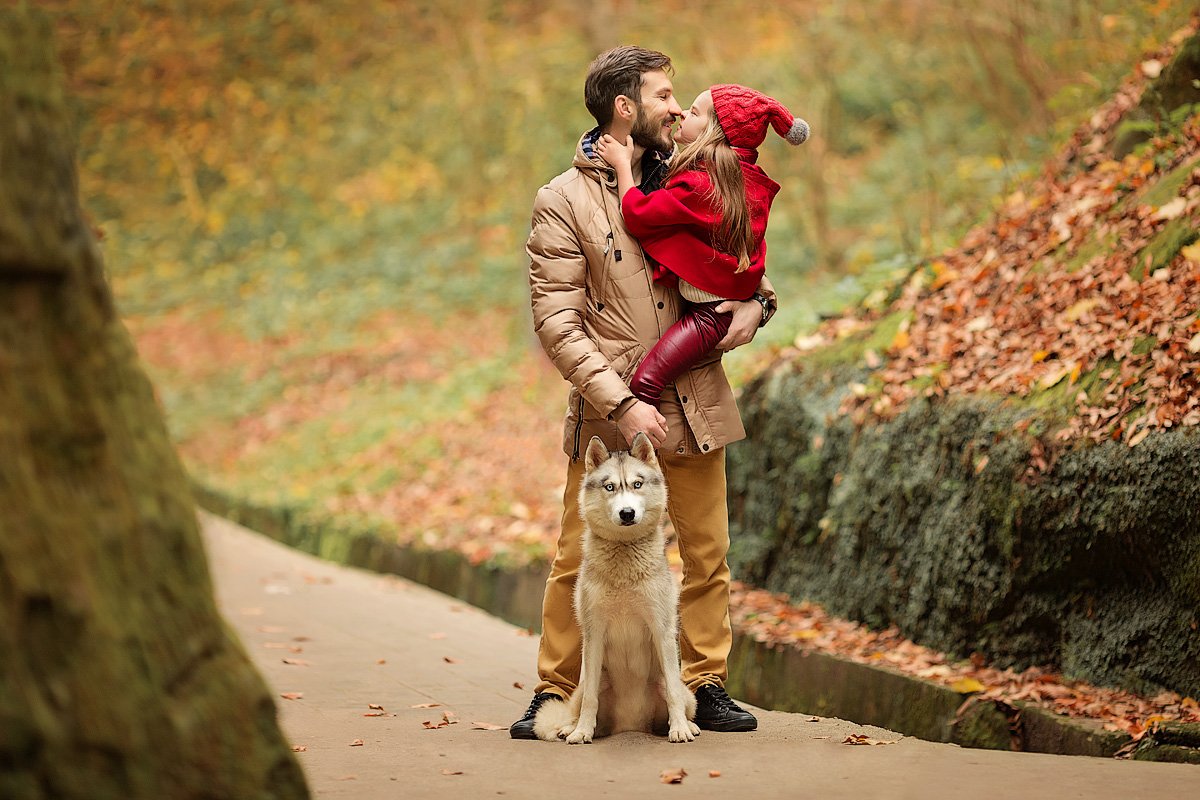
[{"left": 729, "top": 358, "right": 1200, "bottom": 696}]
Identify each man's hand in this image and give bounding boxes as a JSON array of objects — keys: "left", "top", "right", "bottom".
[
  {"left": 615, "top": 400, "right": 668, "bottom": 449},
  {"left": 595, "top": 134, "right": 635, "bottom": 170},
  {"left": 714, "top": 299, "right": 762, "bottom": 351}
]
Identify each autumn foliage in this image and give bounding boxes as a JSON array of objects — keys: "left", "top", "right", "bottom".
[{"left": 800, "top": 28, "right": 1200, "bottom": 457}]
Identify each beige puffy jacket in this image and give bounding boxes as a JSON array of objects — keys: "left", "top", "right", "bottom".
[{"left": 527, "top": 134, "right": 777, "bottom": 459}]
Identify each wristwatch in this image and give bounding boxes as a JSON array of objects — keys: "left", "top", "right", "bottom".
[{"left": 751, "top": 292, "right": 770, "bottom": 327}]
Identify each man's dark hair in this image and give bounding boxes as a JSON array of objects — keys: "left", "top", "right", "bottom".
[{"left": 584, "top": 46, "right": 673, "bottom": 128}]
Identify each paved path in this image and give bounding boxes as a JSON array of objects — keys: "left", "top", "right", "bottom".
[{"left": 200, "top": 512, "right": 1198, "bottom": 799}]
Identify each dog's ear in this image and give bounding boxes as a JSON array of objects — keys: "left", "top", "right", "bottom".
[
  {"left": 584, "top": 436, "right": 610, "bottom": 471},
  {"left": 629, "top": 431, "right": 657, "bottom": 466}
]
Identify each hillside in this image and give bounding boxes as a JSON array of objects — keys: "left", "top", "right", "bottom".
[
  {"left": 727, "top": 23, "right": 1200, "bottom": 697},
  {"left": 47, "top": 0, "right": 1194, "bottom": 566}
]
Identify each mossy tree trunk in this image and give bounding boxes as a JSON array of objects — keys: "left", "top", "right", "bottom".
[{"left": 0, "top": 10, "right": 308, "bottom": 799}]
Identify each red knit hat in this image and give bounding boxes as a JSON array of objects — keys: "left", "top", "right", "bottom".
[{"left": 710, "top": 84, "right": 809, "bottom": 150}]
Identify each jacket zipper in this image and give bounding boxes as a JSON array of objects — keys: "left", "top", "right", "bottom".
[{"left": 571, "top": 395, "right": 585, "bottom": 461}]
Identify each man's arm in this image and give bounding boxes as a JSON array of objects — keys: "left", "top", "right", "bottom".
[{"left": 527, "top": 185, "right": 639, "bottom": 420}]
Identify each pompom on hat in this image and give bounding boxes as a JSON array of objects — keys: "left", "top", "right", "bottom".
[{"left": 710, "top": 84, "right": 810, "bottom": 149}]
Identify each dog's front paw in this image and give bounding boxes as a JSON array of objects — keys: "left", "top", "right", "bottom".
[
  {"left": 554, "top": 724, "right": 575, "bottom": 740},
  {"left": 668, "top": 724, "right": 698, "bottom": 743},
  {"left": 565, "top": 726, "right": 594, "bottom": 744}
]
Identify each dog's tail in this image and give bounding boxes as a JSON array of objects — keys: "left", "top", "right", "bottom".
[{"left": 532, "top": 698, "right": 574, "bottom": 742}]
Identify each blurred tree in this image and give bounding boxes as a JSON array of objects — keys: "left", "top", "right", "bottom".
[{"left": 0, "top": 9, "right": 308, "bottom": 800}]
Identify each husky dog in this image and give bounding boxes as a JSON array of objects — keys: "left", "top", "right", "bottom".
[{"left": 534, "top": 433, "right": 699, "bottom": 744}]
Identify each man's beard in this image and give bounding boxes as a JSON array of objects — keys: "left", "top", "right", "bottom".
[{"left": 630, "top": 103, "right": 673, "bottom": 153}]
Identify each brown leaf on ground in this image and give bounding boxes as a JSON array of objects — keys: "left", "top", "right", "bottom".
[
  {"left": 443, "top": 656, "right": 460, "bottom": 664},
  {"left": 441, "top": 769, "right": 464, "bottom": 776},
  {"left": 369, "top": 703, "right": 385, "bottom": 710},
  {"left": 349, "top": 739, "right": 364, "bottom": 746},
  {"left": 422, "top": 720, "right": 440, "bottom": 729},
  {"left": 411, "top": 702, "right": 442, "bottom": 709},
  {"left": 291, "top": 745, "right": 307, "bottom": 752},
  {"left": 442, "top": 711, "right": 459, "bottom": 725},
  {"left": 364, "top": 712, "right": 386, "bottom": 717},
  {"left": 708, "top": 770, "right": 721, "bottom": 778},
  {"left": 471, "top": 722, "right": 507, "bottom": 730},
  {"left": 843, "top": 733, "right": 900, "bottom": 746},
  {"left": 660, "top": 767, "right": 687, "bottom": 784},
  {"left": 377, "top": 659, "right": 387, "bottom": 665},
  {"left": 513, "top": 682, "right": 525, "bottom": 690},
  {"left": 279, "top": 692, "right": 303, "bottom": 701},
  {"left": 281, "top": 658, "right": 310, "bottom": 666}
]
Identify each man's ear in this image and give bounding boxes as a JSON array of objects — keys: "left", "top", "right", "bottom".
[
  {"left": 614, "top": 94, "right": 636, "bottom": 123},
  {"left": 584, "top": 436, "right": 610, "bottom": 471}
]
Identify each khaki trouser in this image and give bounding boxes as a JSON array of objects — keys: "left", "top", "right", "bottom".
[{"left": 534, "top": 447, "right": 732, "bottom": 697}]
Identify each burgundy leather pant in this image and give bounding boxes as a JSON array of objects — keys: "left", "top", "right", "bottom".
[{"left": 629, "top": 300, "right": 732, "bottom": 406}]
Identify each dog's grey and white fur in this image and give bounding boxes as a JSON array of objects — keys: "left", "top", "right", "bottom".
[{"left": 533, "top": 433, "right": 699, "bottom": 744}]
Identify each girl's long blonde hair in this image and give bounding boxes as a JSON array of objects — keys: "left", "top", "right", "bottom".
[{"left": 667, "top": 113, "right": 753, "bottom": 272}]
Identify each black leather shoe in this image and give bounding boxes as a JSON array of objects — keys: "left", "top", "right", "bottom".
[
  {"left": 509, "top": 692, "right": 563, "bottom": 739},
  {"left": 694, "top": 684, "right": 757, "bottom": 732}
]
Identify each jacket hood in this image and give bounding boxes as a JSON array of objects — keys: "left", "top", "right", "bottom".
[{"left": 572, "top": 128, "right": 672, "bottom": 190}]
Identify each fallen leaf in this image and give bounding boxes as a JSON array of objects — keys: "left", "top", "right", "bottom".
[
  {"left": 1152, "top": 197, "right": 1187, "bottom": 221},
  {"left": 279, "top": 692, "right": 304, "bottom": 701},
  {"left": 471, "top": 722, "right": 507, "bottom": 730},
  {"left": 282, "top": 658, "right": 310, "bottom": 666},
  {"left": 442, "top": 711, "right": 459, "bottom": 725},
  {"left": 349, "top": 739, "right": 364, "bottom": 747},
  {"left": 443, "top": 656, "right": 459, "bottom": 664},
  {"left": 411, "top": 703, "right": 442, "bottom": 709},
  {"left": 369, "top": 703, "right": 385, "bottom": 710},
  {"left": 364, "top": 712, "right": 386, "bottom": 717},
  {"left": 513, "top": 681, "right": 525, "bottom": 690},
  {"left": 660, "top": 767, "right": 687, "bottom": 784},
  {"left": 441, "top": 769, "right": 464, "bottom": 776},
  {"left": 291, "top": 745, "right": 307, "bottom": 752},
  {"left": 842, "top": 733, "right": 900, "bottom": 746},
  {"left": 377, "top": 659, "right": 387, "bottom": 665},
  {"left": 422, "top": 720, "right": 440, "bottom": 729},
  {"left": 950, "top": 677, "right": 987, "bottom": 694},
  {"left": 708, "top": 770, "right": 721, "bottom": 778}
]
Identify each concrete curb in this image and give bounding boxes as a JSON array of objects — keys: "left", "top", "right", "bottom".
[{"left": 192, "top": 481, "right": 1198, "bottom": 765}]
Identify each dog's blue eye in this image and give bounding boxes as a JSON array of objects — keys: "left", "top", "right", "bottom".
[
  {"left": 604, "top": 483, "right": 615, "bottom": 492},
  {"left": 633, "top": 481, "right": 643, "bottom": 489}
]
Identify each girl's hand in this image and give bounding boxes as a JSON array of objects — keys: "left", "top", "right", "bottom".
[{"left": 595, "top": 134, "right": 634, "bottom": 168}]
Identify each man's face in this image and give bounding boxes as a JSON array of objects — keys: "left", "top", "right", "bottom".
[{"left": 629, "top": 69, "right": 682, "bottom": 153}]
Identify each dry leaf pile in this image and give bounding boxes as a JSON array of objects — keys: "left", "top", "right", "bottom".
[
  {"left": 730, "top": 582, "right": 1200, "bottom": 738},
  {"left": 796, "top": 26, "right": 1200, "bottom": 452}
]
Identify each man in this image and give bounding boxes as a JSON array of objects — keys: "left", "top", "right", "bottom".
[{"left": 512, "top": 46, "right": 776, "bottom": 739}]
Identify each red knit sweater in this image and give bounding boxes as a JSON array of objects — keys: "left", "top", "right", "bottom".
[{"left": 620, "top": 156, "right": 780, "bottom": 301}]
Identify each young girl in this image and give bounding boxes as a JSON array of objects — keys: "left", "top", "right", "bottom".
[{"left": 596, "top": 84, "right": 808, "bottom": 407}]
